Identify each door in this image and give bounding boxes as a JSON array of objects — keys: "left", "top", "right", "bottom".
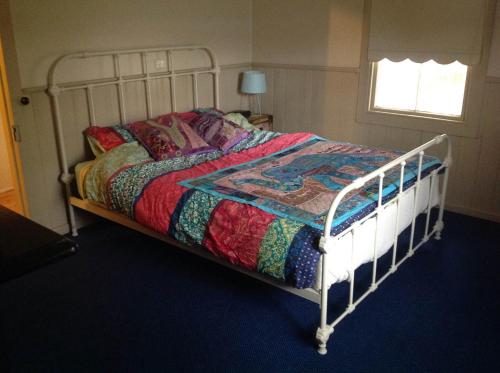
[{"left": 0, "top": 36, "right": 28, "bottom": 215}]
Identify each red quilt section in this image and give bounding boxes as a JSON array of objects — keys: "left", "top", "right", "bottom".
[{"left": 202, "top": 200, "right": 276, "bottom": 270}]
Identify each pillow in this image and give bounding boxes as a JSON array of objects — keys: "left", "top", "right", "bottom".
[
  {"left": 168, "top": 111, "right": 199, "bottom": 124},
  {"left": 84, "top": 125, "right": 135, "bottom": 156},
  {"left": 223, "top": 113, "right": 255, "bottom": 131},
  {"left": 126, "top": 115, "right": 216, "bottom": 161},
  {"left": 189, "top": 112, "right": 250, "bottom": 153}
]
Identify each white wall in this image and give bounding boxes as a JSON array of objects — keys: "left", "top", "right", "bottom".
[
  {"left": 253, "top": 0, "right": 363, "bottom": 67},
  {"left": 10, "top": 0, "right": 253, "bottom": 88}
]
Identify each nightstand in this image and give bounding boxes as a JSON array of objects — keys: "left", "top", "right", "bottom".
[{"left": 248, "top": 114, "right": 273, "bottom": 131}]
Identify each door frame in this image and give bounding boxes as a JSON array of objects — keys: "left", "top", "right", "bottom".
[{"left": 0, "top": 36, "right": 29, "bottom": 216}]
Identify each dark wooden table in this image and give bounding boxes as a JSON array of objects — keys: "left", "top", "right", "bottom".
[{"left": 0, "top": 205, "right": 77, "bottom": 283}]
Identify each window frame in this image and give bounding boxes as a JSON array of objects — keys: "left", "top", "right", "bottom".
[
  {"left": 368, "top": 60, "right": 471, "bottom": 123},
  {"left": 356, "top": 0, "right": 495, "bottom": 139}
]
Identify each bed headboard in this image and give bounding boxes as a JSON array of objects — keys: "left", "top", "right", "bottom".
[{"left": 47, "top": 45, "right": 220, "bottom": 184}]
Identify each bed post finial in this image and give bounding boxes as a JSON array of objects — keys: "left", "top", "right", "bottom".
[
  {"left": 434, "top": 134, "right": 451, "bottom": 241},
  {"left": 47, "top": 66, "right": 78, "bottom": 236}
]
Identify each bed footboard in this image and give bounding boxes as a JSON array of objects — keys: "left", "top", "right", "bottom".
[{"left": 316, "top": 134, "right": 451, "bottom": 355}]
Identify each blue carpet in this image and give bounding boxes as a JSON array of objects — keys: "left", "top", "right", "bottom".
[{"left": 0, "top": 211, "right": 499, "bottom": 372}]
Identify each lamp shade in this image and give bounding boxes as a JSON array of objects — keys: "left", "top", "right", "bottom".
[{"left": 241, "top": 70, "right": 266, "bottom": 94}]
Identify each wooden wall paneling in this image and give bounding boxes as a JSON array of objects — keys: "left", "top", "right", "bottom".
[
  {"left": 123, "top": 81, "right": 147, "bottom": 123},
  {"left": 303, "top": 70, "right": 313, "bottom": 133},
  {"left": 218, "top": 66, "right": 250, "bottom": 112},
  {"left": 196, "top": 73, "right": 215, "bottom": 109},
  {"left": 441, "top": 135, "right": 463, "bottom": 208},
  {"left": 92, "top": 85, "right": 121, "bottom": 125},
  {"left": 283, "top": 69, "right": 311, "bottom": 133},
  {"left": 333, "top": 72, "right": 359, "bottom": 143},
  {"left": 59, "top": 90, "right": 91, "bottom": 165},
  {"left": 32, "top": 90, "right": 67, "bottom": 229},
  {"left": 380, "top": 127, "right": 423, "bottom": 152},
  {"left": 18, "top": 91, "right": 50, "bottom": 226},
  {"left": 310, "top": 70, "right": 327, "bottom": 136},
  {"left": 318, "top": 71, "right": 342, "bottom": 139},
  {"left": 365, "top": 123, "right": 388, "bottom": 148},
  {"left": 310, "top": 71, "right": 347, "bottom": 140},
  {"left": 260, "top": 67, "right": 274, "bottom": 115},
  {"left": 149, "top": 78, "right": 173, "bottom": 118},
  {"left": 174, "top": 75, "right": 194, "bottom": 113},
  {"left": 272, "top": 69, "right": 287, "bottom": 132},
  {"left": 471, "top": 82, "right": 500, "bottom": 213},
  {"left": 454, "top": 136, "right": 481, "bottom": 209}
]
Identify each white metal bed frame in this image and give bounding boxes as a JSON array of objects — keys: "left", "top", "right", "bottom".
[{"left": 47, "top": 45, "right": 452, "bottom": 355}]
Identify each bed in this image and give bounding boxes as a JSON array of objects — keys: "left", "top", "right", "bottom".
[{"left": 47, "top": 45, "right": 451, "bottom": 355}]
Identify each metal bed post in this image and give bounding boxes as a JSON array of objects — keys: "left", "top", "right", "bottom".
[
  {"left": 408, "top": 151, "right": 424, "bottom": 256},
  {"left": 315, "top": 134, "right": 451, "bottom": 355},
  {"left": 141, "top": 52, "right": 153, "bottom": 119},
  {"left": 47, "top": 83, "right": 78, "bottom": 237},
  {"left": 434, "top": 143, "right": 452, "bottom": 240},
  {"left": 371, "top": 173, "right": 385, "bottom": 290},
  {"left": 391, "top": 161, "right": 405, "bottom": 272}
]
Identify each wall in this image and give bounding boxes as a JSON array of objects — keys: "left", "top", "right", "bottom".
[
  {"left": 253, "top": 0, "right": 500, "bottom": 222},
  {"left": 488, "top": 3, "right": 500, "bottom": 76},
  {"left": 10, "top": 0, "right": 253, "bottom": 88},
  {"left": 253, "top": 0, "right": 363, "bottom": 68},
  {"left": 2, "top": 0, "right": 253, "bottom": 232}
]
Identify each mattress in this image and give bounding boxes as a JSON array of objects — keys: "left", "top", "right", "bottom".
[
  {"left": 315, "top": 175, "right": 439, "bottom": 289},
  {"left": 75, "top": 131, "right": 441, "bottom": 290}
]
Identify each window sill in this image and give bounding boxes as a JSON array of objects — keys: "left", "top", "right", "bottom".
[
  {"left": 369, "top": 108, "right": 465, "bottom": 124},
  {"left": 357, "top": 107, "right": 480, "bottom": 138}
]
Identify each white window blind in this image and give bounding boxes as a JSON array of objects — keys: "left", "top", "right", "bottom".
[{"left": 368, "top": 0, "right": 486, "bottom": 65}]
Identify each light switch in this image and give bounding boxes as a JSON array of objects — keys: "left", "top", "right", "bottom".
[{"left": 155, "top": 59, "right": 166, "bottom": 70}]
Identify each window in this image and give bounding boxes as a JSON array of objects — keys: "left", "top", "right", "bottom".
[{"left": 370, "top": 59, "right": 468, "bottom": 119}]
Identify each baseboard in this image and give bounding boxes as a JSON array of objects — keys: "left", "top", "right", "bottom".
[
  {"left": 445, "top": 203, "right": 500, "bottom": 223},
  {"left": 51, "top": 214, "right": 98, "bottom": 235}
]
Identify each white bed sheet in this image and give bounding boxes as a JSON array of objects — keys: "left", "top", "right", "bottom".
[{"left": 316, "top": 174, "right": 440, "bottom": 289}]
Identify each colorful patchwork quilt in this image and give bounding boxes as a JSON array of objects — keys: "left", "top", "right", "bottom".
[{"left": 85, "top": 131, "right": 440, "bottom": 289}]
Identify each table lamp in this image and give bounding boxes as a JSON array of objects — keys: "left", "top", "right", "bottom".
[{"left": 241, "top": 70, "right": 266, "bottom": 115}]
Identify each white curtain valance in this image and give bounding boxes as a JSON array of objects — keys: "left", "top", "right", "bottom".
[{"left": 368, "top": 0, "right": 486, "bottom": 65}]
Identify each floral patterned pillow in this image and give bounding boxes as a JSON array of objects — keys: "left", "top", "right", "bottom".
[
  {"left": 189, "top": 112, "right": 250, "bottom": 153},
  {"left": 126, "top": 115, "right": 216, "bottom": 161},
  {"left": 84, "top": 125, "right": 135, "bottom": 156}
]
